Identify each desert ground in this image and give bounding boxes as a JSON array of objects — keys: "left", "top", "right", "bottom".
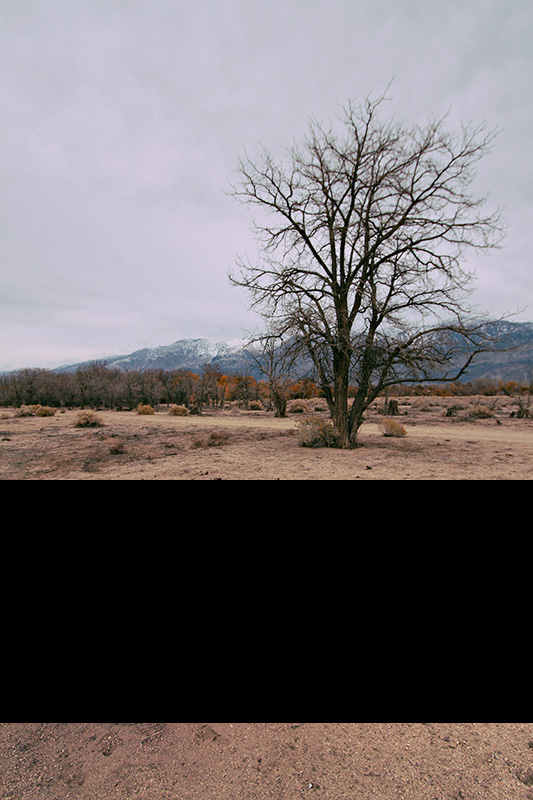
[
  {"left": 1, "top": 395, "right": 532, "bottom": 479},
  {"left": 1, "top": 722, "right": 532, "bottom": 800}
]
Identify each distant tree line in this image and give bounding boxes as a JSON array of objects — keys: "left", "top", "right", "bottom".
[
  {"left": 0, "top": 362, "right": 318, "bottom": 411},
  {"left": 0, "top": 360, "right": 531, "bottom": 413}
]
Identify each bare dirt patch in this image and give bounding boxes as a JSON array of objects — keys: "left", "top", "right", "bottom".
[
  {"left": 1, "top": 722, "right": 532, "bottom": 800},
  {"left": 1, "top": 396, "right": 532, "bottom": 479}
]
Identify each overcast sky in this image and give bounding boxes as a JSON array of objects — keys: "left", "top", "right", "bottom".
[{"left": 1, "top": 0, "right": 532, "bottom": 371}]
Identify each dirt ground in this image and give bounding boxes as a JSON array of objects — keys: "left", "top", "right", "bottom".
[
  {"left": 1, "top": 395, "right": 532, "bottom": 479},
  {"left": 1, "top": 722, "right": 532, "bottom": 800}
]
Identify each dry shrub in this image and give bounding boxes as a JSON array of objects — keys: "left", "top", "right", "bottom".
[
  {"left": 379, "top": 419, "right": 407, "bottom": 437},
  {"left": 288, "top": 399, "right": 308, "bottom": 414},
  {"left": 169, "top": 405, "right": 189, "bottom": 416},
  {"left": 191, "top": 430, "right": 230, "bottom": 449},
  {"left": 297, "top": 415, "right": 339, "bottom": 448},
  {"left": 469, "top": 405, "right": 494, "bottom": 419},
  {"left": 35, "top": 406, "right": 56, "bottom": 417},
  {"left": 248, "top": 400, "right": 264, "bottom": 410},
  {"left": 15, "top": 405, "right": 38, "bottom": 417},
  {"left": 137, "top": 404, "right": 155, "bottom": 415},
  {"left": 207, "top": 430, "right": 230, "bottom": 446},
  {"left": 15, "top": 404, "right": 56, "bottom": 417},
  {"left": 75, "top": 410, "right": 103, "bottom": 428}
]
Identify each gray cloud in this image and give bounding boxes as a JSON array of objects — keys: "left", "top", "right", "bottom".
[{"left": 1, "top": 0, "right": 532, "bottom": 370}]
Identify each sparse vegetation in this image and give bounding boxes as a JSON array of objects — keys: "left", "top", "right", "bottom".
[
  {"left": 75, "top": 410, "right": 103, "bottom": 428},
  {"left": 206, "top": 430, "right": 230, "bottom": 446},
  {"left": 34, "top": 405, "right": 56, "bottom": 417},
  {"left": 191, "top": 430, "right": 230, "bottom": 449},
  {"left": 0, "top": 401, "right": 531, "bottom": 480},
  {"left": 379, "top": 419, "right": 407, "bottom": 437},
  {"left": 137, "top": 404, "right": 155, "bottom": 415},
  {"left": 169, "top": 404, "right": 189, "bottom": 416},
  {"left": 469, "top": 402, "right": 496, "bottom": 419},
  {"left": 288, "top": 399, "right": 308, "bottom": 414},
  {"left": 2, "top": 361, "right": 533, "bottom": 417},
  {"left": 14, "top": 403, "right": 56, "bottom": 417},
  {"left": 297, "top": 415, "right": 339, "bottom": 448}
]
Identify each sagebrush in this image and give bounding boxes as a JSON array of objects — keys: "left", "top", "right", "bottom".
[{"left": 297, "top": 415, "right": 339, "bottom": 448}]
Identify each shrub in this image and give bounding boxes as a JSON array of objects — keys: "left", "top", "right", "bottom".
[
  {"left": 207, "top": 430, "right": 230, "bottom": 446},
  {"left": 297, "top": 415, "right": 339, "bottom": 448},
  {"left": 169, "top": 405, "right": 189, "bottom": 416},
  {"left": 379, "top": 419, "right": 407, "bottom": 437},
  {"left": 34, "top": 406, "right": 56, "bottom": 417},
  {"left": 191, "top": 430, "right": 230, "bottom": 448},
  {"left": 137, "top": 404, "right": 155, "bottom": 415},
  {"left": 15, "top": 405, "right": 38, "bottom": 417},
  {"left": 75, "top": 410, "right": 103, "bottom": 428},
  {"left": 470, "top": 405, "right": 494, "bottom": 419},
  {"left": 248, "top": 400, "right": 264, "bottom": 411},
  {"left": 15, "top": 404, "right": 56, "bottom": 417},
  {"left": 288, "top": 399, "right": 308, "bottom": 414}
]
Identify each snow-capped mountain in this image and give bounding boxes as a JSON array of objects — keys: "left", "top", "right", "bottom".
[{"left": 56, "top": 338, "right": 259, "bottom": 375}]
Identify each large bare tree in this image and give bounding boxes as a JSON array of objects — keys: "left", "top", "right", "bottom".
[{"left": 230, "top": 94, "right": 505, "bottom": 447}]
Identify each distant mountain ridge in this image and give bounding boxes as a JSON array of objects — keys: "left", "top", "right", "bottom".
[
  {"left": 56, "top": 338, "right": 259, "bottom": 376},
  {"left": 53, "top": 320, "right": 533, "bottom": 382}
]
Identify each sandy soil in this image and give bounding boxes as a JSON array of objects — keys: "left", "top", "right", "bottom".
[
  {"left": 1, "top": 722, "right": 532, "bottom": 800},
  {"left": 1, "top": 396, "right": 532, "bottom": 479}
]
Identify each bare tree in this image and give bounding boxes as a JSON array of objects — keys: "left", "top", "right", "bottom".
[
  {"left": 247, "top": 333, "right": 298, "bottom": 417},
  {"left": 230, "top": 93, "right": 505, "bottom": 447}
]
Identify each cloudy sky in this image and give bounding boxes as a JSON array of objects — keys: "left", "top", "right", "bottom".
[{"left": 1, "top": 0, "right": 532, "bottom": 371}]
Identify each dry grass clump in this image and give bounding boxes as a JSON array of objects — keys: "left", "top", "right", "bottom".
[
  {"left": 169, "top": 405, "right": 189, "bottom": 416},
  {"left": 191, "top": 430, "right": 231, "bottom": 448},
  {"left": 469, "top": 404, "right": 494, "bottom": 419},
  {"left": 35, "top": 405, "right": 56, "bottom": 417},
  {"left": 14, "top": 405, "right": 35, "bottom": 417},
  {"left": 15, "top": 404, "right": 56, "bottom": 417},
  {"left": 379, "top": 419, "right": 407, "bottom": 437},
  {"left": 207, "top": 430, "right": 230, "bottom": 446},
  {"left": 75, "top": 410, "right": 104, "bottom": 428},
  {"left": 297, "top": 415, "right": 339, "bottom": 448},
  {"left": 288, "top": 399, "right": 308, "bottom": 414},
  {"left": 137, "top": 404, "right": 155, "bottom": 415}
]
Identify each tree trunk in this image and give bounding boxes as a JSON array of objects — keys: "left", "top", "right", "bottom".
[
  {"left": 347, "top": 391, "right": 366, "bottom": 447},
  {"left": 386, "top": 399, "right": 400, "bottom": 415},
  {"left": 270, "top": 380, "right": 287, "bottom": 417},
  {"left": 332, "top": 349, "right": 352, "bottom": 448}
]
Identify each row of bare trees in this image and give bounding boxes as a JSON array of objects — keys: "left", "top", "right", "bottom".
[
  {"left": 2, "top": 358, "right": 532, "bottom": 414},
  {"left": 0, "top": 362, "right": 320, "bottom": 411},
  {"left": 0, "top": 363, "right": 252, "bottom": 411}
]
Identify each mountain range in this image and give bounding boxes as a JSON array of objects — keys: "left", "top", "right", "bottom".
[
  {"left": 56, "top": 338, "right": 260, "bottom": 377},
  {"left": 54, "top": 320, "right": 533, "bottom": 383}
]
